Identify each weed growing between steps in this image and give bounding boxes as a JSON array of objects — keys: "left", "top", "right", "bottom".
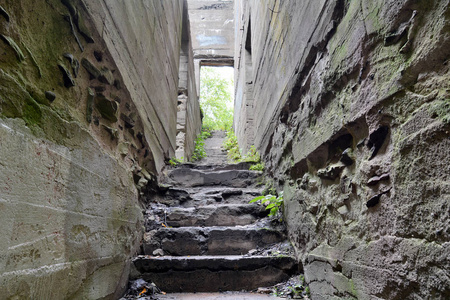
[
  {"left": 191, "top": 129, "right": 211, "bottom": 161},
  {"left": 223, "top": 131, "right": 265, "bottom": 170},
  {"left": 250, "top": 191, "right": 284, "bottom": 219},
  {"left": 264, "top": 274, "right": 311, "bottom": 299}
]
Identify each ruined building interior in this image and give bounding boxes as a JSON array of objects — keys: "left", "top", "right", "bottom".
[{"left": 0, "top": 0, "right": 448, "bottom": 299}]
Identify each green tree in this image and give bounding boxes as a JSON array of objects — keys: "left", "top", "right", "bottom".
[{"left": 200, "top": 67, "right": 234, "bottom": 130}]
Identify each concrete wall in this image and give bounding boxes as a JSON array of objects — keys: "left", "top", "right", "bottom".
[
  {"left": 233, "top": 0, "right": 254, "bottom": 152},
  {"left": 234, "top": 0, "right": 450, "bottom": 299},
  {"left": 85, "top": 0, "right": 184, "bottom": 172},
  {"left": 187, "top": 0, "right": 235, "bottom": 59},
  {"left": 176, "top": 4, "right": 202, "bottom": 161},
  {"left": 0, "top": 0, "right": 198, "bottom": 298}
]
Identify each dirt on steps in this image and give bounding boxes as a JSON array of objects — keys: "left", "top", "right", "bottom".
[{"left": 121, "top": 131, "right": 309, "bottom": 299}]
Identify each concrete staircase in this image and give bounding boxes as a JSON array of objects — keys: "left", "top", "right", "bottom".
[{"left": 130, "top": 131, "right": 297, "bottom": 294}]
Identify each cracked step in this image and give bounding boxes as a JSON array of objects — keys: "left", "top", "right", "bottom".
[
  {"left": 132, "top": 255, "right": 298, "bottom": 293},
  {"left": 144, "top": 226, "right": 285, "bottom": 256},
  {"left": 164, "top": 204, "right": 268, "bottom": 227}
]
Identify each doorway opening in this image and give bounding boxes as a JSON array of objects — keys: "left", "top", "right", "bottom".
[{"left": 199, "top": 65, "right": 234, "bottom": 131}]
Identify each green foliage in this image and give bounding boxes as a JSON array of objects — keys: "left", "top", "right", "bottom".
[
  {"left": 222, "top": 130, "right": 242, "bottom": 161},
  {"left": 287, "top": 284, "right": 304, "bottom": 297},
  {"left": 191, "top": 131, "right": 209, "bottom": 161},
  {"left": 305, "top": 286, "right": 311, "bottom": 296},
  {"left": 168, "top": 157, "right": 183, "bottom": 166},
  {"left": 429, "top": 99, "right": 450, "bottom": 124},
  {"left": 262, "top": 184, "right": 277, "bottom": 196},
  {"left": 200, "top": 67, "right": 234, "bottom": 130},
  {"left": 249, "top": 191, "right": 284, "bottom": 218},
  {"left": 223, "top": 132, "right": 264, "bottom": 170},
  {"left": 299, "top": 275, "right": 305, "bottom": 284},
  {"left": 242, "top": 145, "right": 260, "bottom": 163},
  {"left": 249, "top": 163, "right": 264, "bottom": 171}
]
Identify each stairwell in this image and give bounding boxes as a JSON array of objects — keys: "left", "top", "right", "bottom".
[{"left": 126, "top": 131, "right": 299, "bottom": 299}]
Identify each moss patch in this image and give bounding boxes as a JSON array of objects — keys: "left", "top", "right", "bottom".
[{"left": 429, "top": 99, "right": 450, "bottom": 124}]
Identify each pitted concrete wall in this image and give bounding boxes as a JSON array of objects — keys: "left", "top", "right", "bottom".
[
  {"left": 234, "top": 0, "right": 450, "bottom": 299},
  {"left": 84, "top": 0, "right": 184, "bottom": 172},
  {"left": 0, "top": 0, "right": 197, "bottom": 298}
]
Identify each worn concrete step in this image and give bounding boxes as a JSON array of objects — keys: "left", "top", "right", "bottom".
[
  {"left": 158, "top": 292, "right": 284, "bottom": 299},
  {"left": 177, "top": 161, "right": 254, "bottom": 171},
  {"left": 165, "top": 204, "right": 268, "bottom": 227},
  {"left": 132, "top": 255, "right": 297, "bottom": 293},
  {"left": 166, "top": 168, "right": 262, "bottom": 188},
  {"left": 155, "top": 187, "right": 263, "bottom": 207},
  {"left": 144, "top": 226, "right": 285, "bottom": 256}
]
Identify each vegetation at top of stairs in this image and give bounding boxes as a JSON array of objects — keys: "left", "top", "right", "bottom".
[{"left": 223, "top": 131, "right": 265, "bottom": 170}]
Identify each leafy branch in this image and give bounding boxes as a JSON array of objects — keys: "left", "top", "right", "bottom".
[{"left": 249, "top": 191, "right": 284, "bottom": 218}]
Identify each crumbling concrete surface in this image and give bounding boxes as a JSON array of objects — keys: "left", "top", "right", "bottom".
[
  {"left": 234, "top": 0, "right": 450, "bottom": 299},
  {"left": 0, "top": 0, "right": 198, "bottom": 298}
]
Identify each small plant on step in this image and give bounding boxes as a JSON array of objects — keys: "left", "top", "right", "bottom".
[
  {"left": 191, "top": 129, "right": 211, "bottom": 161},
  {"left": 223, "top": 130, "right": 242, "bottom": 161},
  {"left": 168, "top": 157, "right": 183, "bottom": 166},
  {"left": 223, "top": 134, "right": 265, "bottom": 170},
  {"left": 249, "top": 191, "right": 284, "bottom": 219}
]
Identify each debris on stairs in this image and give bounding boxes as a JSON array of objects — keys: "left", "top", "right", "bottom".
[{"left": 122, "top": 131, "right": 308, "bottom": 299}]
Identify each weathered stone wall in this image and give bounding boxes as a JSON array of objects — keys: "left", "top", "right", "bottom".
[
  {"left": 176, "top": 5, "right": 202, "bottom": 161},
  {"left": 0, "top": 0, "right": 198, "bottom": 298},
  {"left": 235, "top": 0, "right": 450, "bottom": 299}
]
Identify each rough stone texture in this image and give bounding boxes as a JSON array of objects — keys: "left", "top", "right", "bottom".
[
  {"left": 234, "top": 0, "right": 450, "bottom": 299},
  {"left": 165, "top": 204, "right": 267, "bottom": 227},
  {"left": 133, "top": 255, "right": 297, "bottom": 293},
  {"left": 166, "top": 168, "right": 262, "bottom": 188},
  {"left": 143, "top": 226, "right": 285, "bottom": 256},
  {"left": 0, "top": 0, "right": 199, "bottom": 298}
]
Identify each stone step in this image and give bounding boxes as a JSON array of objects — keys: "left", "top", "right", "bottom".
[
  {"left": 143, "top": 226, "right": 285, "bottom": 256},
  {"left": 132, "top": 255, "right": 298, "bottom": 293},
  {"left": 176, "top": 161, "right": 256, "bottom": 171},
  {"left": 158, "top": 292, "right": 284, "bottom": 299},
  {"left": 154, "top": 187, "right": 263, "bottom": 207},
  {"left": 166, "top": 168, "right": 262, "bottom": 188},
  {"left": 164, "top": 204, "right": 268, "bottom": 227}
]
